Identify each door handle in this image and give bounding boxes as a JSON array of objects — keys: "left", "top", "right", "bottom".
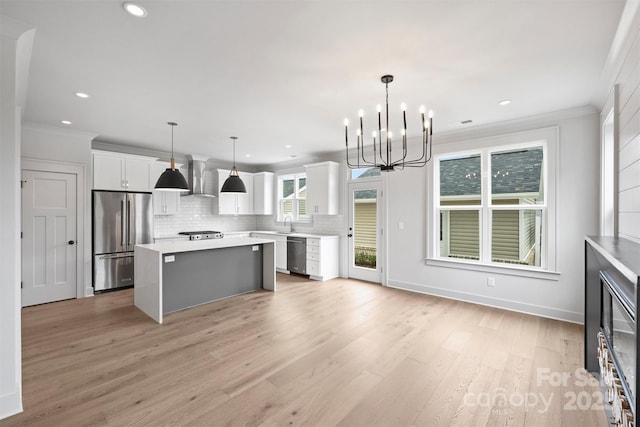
[
  {"left": 121, "top": 199, "right": 126, "bottom": 247},
  {"left": 127, "top": 199, "right": 131, "bottom": 246},
  {"left": 68, "top": 240, "right": 75, "bottom": 245},
  {"left": 347, "top": 234, "right": 353, "bottom": 238}
]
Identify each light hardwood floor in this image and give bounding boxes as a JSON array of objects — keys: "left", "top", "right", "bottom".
[{"left": 3, "top": 274, "right": 607, "bottom": 426}]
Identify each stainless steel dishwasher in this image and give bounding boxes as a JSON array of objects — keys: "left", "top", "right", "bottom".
[{"left": 287, "top": 236, "right": 307, "bottom": 274}]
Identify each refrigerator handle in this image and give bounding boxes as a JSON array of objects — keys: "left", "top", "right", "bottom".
[
  {"left": 121, "top": 199, "right": 126, "bottom": 248},
  {"left": 127, "top": 198, "right": 132, "bottom": 247}
]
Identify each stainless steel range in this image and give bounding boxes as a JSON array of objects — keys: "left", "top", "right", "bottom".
[{"left": 178, "top": 230, "right": 224, "bottom": 240}]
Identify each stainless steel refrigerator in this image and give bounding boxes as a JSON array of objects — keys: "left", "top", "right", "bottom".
[{"left": 92, "top": 190, "right": 153, "bottom": 292}]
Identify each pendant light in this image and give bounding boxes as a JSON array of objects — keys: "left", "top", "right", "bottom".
[
  {"left": 220, "top": 136, "right": 247, "bottom": 193},
  {"left": 155, "top": 122, "right": 189, "bottom": 191}
]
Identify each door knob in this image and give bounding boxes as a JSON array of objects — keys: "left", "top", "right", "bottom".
[
  {"left": 68, "top": 240, "right": 75, "bottom": 245},
  {"left": 347, "top": 234, "right": 353, "bottom": 238}
]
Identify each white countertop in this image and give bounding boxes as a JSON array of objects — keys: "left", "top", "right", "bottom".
[
  {"left": 154, "top": 230, "right": 339, "bottom": 241},
  {"left": 250, "top": 230, "right": 340, "bottom": 239},
  {"left": 137, "top": 237, "right": 275, "bottom": 255}
]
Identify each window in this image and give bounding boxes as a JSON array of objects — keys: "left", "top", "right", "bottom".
[
  {"left": 350, "top": 167, "right": 381, "bottom": 181},
  {"left": 277, "top": 173, "right": 308, "bottom": 222},
  {"left": 429, "top": 127, "right": 557, "bottom": 274}
]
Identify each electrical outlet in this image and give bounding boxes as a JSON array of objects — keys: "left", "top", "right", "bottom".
[{"left": 487, "top": 277, "right": 495, "bottom": 287}]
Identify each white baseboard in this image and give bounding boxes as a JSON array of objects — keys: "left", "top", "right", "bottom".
[
  {"left": 0, "top": 387, "right": 22, "bottom": 421},
  {"left": 387, "top": 279, "right": 583, "bottom": 324}
]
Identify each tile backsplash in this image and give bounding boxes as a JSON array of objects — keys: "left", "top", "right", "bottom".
[
  {"left": 154, "top": 196, "right": 258, "bottom": 236},
  {"left": 256, "top": 214, "right": 345, "bottom": 236},
  {"left": 154, "top": 195, "right": 346, "bottom": 237}
]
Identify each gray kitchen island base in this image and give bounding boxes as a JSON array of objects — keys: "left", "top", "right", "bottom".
[
  {"left": 134, "top": 237, "right": 275, "bottom": 323},
  {"left": 163, "top": 245, "right": 263, "bottom": 314}
]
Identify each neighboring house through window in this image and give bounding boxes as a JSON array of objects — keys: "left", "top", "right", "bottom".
[{"left": 428, "top": 127, "right": 558, "bottom": 274}]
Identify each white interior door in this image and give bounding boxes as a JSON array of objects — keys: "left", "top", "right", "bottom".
[
  {"left": 21, "top": 169, "right": 77, "bottom": 306},
  {"left": 348, "top": 180, "right": 382, "bottom": 283}
]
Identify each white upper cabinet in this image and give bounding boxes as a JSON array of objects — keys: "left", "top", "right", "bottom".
[
  {"left": 305, "top": 161, "right": 340, "bottom": 215},
  {"left": 217, "top": 169, "right": 254, "bottom": 215},
  {"left": 253, "top": 172, "right": 274, "bottom": 215},
  {"left": 151, "top": 161, "right": 182, "bottom": 215},
  {"left": 92, "top": 151, "right": 156, "bottom": 191},
  {"left": 236, "top": 171, "right": 254, "bottom": 214}
]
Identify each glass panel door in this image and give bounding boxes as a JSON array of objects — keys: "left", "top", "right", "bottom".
[{"left": 348, "top": 181, "right": 381, "bottom": 283}]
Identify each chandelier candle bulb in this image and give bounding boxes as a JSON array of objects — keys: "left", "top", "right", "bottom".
[
  {"left": 429, "top": 110, "right": 434, "bottom": 136},
  {"left": 344, "top": 118, "right": 349, "bottom": 146}
]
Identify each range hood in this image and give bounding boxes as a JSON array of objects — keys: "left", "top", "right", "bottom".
[{"left": 183, "top": 156, "right": 216, "bottom": 197}]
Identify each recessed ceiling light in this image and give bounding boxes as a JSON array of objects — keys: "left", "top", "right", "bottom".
[
  {"left": 245, "top": 154, "right": 251, "bottom": 158},
  {"left": 285, "top": 145, "right": 292, "bottom": 149},
  {"left": 61, "top": 120, "right": 72, "bottom": 125},
  {"left": 498, "top": 99, "right": 511, "bottom": 106},
  {"left": 123, "top": 2, "right": 147, "bottom": 17},
  {"left": 75, "top": 92, "right": 90, "bottom": 99}
]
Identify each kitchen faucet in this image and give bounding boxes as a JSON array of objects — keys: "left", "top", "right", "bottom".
[{"left": 284, "top": 216, "right": 294, "bottom": 233}]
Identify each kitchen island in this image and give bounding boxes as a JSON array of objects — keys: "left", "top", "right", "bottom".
[{"left": 134, "top": 237, "right": 275, "bottom": 323}]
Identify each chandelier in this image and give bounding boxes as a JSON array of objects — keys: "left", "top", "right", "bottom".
[{"left": 344, "top": 75, "right": 433, "bottom": 171}]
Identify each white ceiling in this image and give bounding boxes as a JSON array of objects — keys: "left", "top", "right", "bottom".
[{"left": 1, "top": 0, "right": 626, "bottom": 166}]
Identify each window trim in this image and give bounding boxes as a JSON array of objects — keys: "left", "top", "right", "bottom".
[
  {"left": 600, "top": 87, "right": 617, "bottom": 236},
  {"left": 426, "top": 126, "right": 559, "bottom": 275},
  {"left": 276, "top": 172, "right": 309, "bottom": 223}
]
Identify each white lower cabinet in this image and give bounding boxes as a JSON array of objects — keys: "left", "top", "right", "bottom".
[
  {"left": 251, "top": 233, "right": 288, "bottom": 272},
  {"left": 275, "top": 238, "right": 287, "bottom": 271},
  {"left": 249, "top": 232, "right": 339, "bottom": 278},
  {"left": 306, "top": 236, "right": 339, "bottom": 281}
]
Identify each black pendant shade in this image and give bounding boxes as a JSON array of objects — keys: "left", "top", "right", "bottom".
[
  {"left": 221, "top": 170, "right": 247, "bottom": 193},
  {"left": 155, "top": 166, "right": 189, "bottom": 191},
  {"left": 220, "top": 137, "right": 247, "bottom": 193},
  {"left": 155, "top": 122, "right": 189, "bottom": 192}
]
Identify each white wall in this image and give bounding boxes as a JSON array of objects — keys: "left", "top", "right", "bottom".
[
  {"left": 385, "top": 108, "right": 600, "bottom": 323},
  {"left": 21, "top": 123, "right": 96, "bottom": 296},
  {"left": 0, "top": 14, "right": 33, "bottom": 421}
]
